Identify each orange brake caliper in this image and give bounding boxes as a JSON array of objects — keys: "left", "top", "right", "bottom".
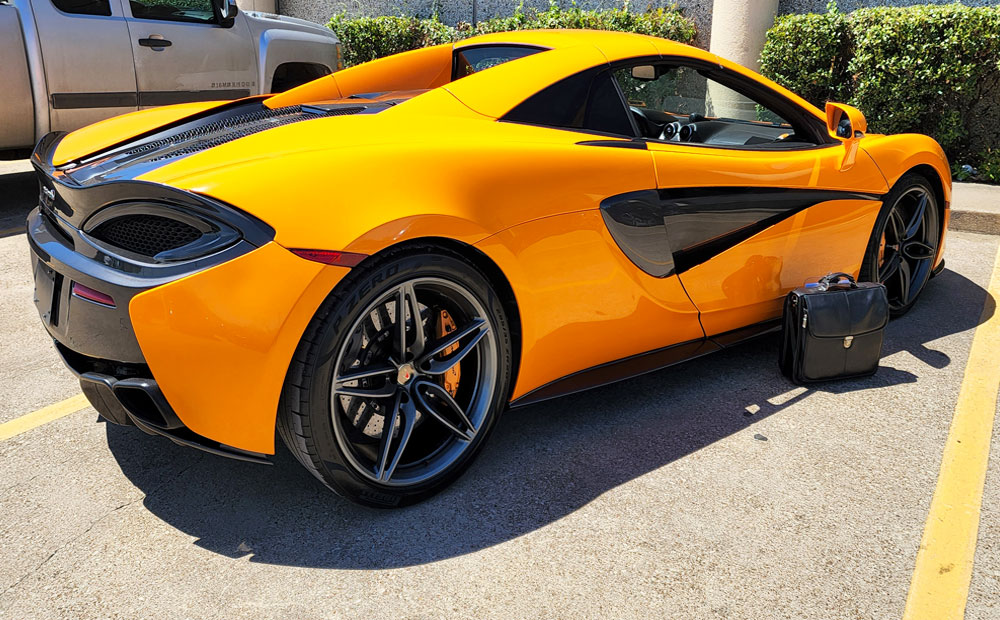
[{"left": 437, "top": 309, "right": 460, "bottom": 397}]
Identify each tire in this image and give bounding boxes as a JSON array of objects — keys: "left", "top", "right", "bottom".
[
  {"left": 859, "top": 172, "right": 941, "bottom": 317},
  {"left": 277, "top": 247, "right": 513, "bottom": 507}
]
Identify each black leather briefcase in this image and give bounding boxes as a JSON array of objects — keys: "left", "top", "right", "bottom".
[{"left": 779, "top": 273, "right": 888, "bottom": 384}]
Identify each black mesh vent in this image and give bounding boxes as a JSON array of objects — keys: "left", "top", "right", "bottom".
[
  {"left": 91, "top": 215, "right": 202, "bottom": 257},
  {"left": 122, "top": 105, "right": 305, "bottom": 158},
  {"left": 134, "top": 105, "right": 367, "bottom": 163}
]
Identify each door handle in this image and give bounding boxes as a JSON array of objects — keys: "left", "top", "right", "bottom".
[{"left": 138, "top": 37, "right": 172, "bottom": 48}]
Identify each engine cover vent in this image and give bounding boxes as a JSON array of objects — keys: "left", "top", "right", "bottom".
[
  {"left": 141, "top": 105, "right": 368, "bottom": 162},
  {"left": 66, "top": 101, "right": 378, "bottom": 187}
]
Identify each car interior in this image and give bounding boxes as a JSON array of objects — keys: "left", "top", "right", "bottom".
[{"left": 613, "top": 63, "right": 818, "bottom": 148}]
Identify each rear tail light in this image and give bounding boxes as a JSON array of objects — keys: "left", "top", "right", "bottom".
[{"left": 72, "top": 282, "right": 115, "bottom": 308}]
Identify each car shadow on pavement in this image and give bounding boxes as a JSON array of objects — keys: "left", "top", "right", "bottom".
[{"left": 104, "top": 266, "right": 993, "bottom": 569}]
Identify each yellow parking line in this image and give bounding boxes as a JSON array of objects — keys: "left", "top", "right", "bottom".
[
  {"left": 0, "top": 226, "right": 25, "bottom": 237},
  {"left": 903, "top": 243, "right": 1000, "bottom": 620},
  {"left": 0, "top": 394, "right": 90, "bottom": 441}
]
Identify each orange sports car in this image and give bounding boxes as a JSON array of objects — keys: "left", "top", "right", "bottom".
[{"left": 27, "top": 30, "right": 949, "bottom": 506}]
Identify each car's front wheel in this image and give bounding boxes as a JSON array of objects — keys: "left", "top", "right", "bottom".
[
  {"left": 278, "top": 247, "right": 512, "bottom": 507},
  {"left": 860, "top": 172, "right": 941, "bottom": 316}
]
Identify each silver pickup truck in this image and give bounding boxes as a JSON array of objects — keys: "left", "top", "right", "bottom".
[{"left": 0, "top": 0, "right": 340, "bottom": 155}]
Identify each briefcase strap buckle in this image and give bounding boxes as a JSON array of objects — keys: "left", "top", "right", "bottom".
[{"left": 843, "top": 335, "right": 854, "bottom": 348}]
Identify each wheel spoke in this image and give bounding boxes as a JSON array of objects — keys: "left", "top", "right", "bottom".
[
  {"left": 412, "top": 380, "right": 475, "bottom": 441},
  {"left": 395, "top": 286, "right": 407, "bottom": 362},
  {"left": 374, "top": 392, "right": 401, "bottom": 480},
  {"left": 904, "top": 192, "right": 928, "bottom": 240},
  {"left": 879, "top": 253, "right": 901, "bottom": 283},
  {"left": 402, "top": 282, "right": 425, "bottom": 358},
  {"left": 334, "top": 384, "right": 397, "bottom": 399},
  {"left": 336, "top": 365, "right": 395, "bottom": 384},
  {"left": 419, "top": 318, "right": 489, "bottom": 375},
  {"left": 898, "top": 257, "right": 912, "bottom": 304},
  {"left": 333, "top": 365, "right": 396, "bottom": 399},
  {"left": 888, "top": 208, "right": 906, "bottom": 244},
  {"left": 376, "top": 393, "right": 416, "bottom": 482}
]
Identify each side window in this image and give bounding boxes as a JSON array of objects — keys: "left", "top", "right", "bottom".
[
  {"left": 129, "top": 0, "right": 215, "bottom": 24},
  {"left": 502, "top": 69, "right": 635, "bottom": 137},
  {"left": 51, "top": 0, "right": 111, "bottom": 16},
  {"left": 612, "top": 63, "right": 815, "bottom": 148},
  {"left": 453, "top": 46, "right": 542, "bottom": 80}
]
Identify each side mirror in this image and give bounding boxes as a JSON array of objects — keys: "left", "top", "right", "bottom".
[
  {"left": 212, "top": 0, "right": 238, "bottom": 28},
  {"left": 825, "top": 102, "right": 867, "bottom": 140}
]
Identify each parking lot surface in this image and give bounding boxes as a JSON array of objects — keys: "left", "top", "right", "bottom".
[{"left": 1, "top": 162, "right": 998, "bottom": 619}]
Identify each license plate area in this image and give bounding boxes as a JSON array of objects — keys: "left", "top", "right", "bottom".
[{"left": 33, "top": 259, "right": 63, "bottom": 326}]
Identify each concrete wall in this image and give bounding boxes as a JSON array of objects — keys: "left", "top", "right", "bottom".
[
  {"left": 278, "top": 1, "right": 714, "bottom": 46},
  {"left": 780, "top": 0, "right": 998, "bottom": 15},
  {"left": 278, "top": 0, "right": 999, "bottom": 49}
]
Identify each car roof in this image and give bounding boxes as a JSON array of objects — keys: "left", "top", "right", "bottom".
[{"left": 449, "top": 29, "right": 822, "bottom": 122}]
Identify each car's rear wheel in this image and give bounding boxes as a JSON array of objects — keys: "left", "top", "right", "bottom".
[
  {"left": 277, "top": 248, "right": 512, "bottom": 507},
  {"left": 860, "top": 173, "right": 940, "bottom": 317}
]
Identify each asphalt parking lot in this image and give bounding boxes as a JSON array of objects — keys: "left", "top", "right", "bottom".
[{"left": 1, "top": 159, "right": 998, "bottom": 619}]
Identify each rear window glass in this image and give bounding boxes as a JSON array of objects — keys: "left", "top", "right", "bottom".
[
  {"left": 51, "top": 0, "right": 111, "bottom": 16},
  {"left": 453, "top": 45, "right": 542, "bottom": 80}
]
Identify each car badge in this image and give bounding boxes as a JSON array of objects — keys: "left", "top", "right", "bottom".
[
  {"left": 41, "top": 186, "right": 55, "bottom": 206},
  {"left": 397, "top": 363, "right": 416, "bottom": 385}
]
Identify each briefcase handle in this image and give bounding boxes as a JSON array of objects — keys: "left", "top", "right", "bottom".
[{"left": 817, "top": 272, "right": 858, "bottom": 290}]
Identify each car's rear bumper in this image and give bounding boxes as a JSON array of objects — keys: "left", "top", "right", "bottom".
[
  {"left": 27, "top": 131, "right": 341, "bottom": 456},
  {"left": 53, "top": 342, "right": 272, "bottom": 463},
  {"left": 29, "top": 204, "right": 353, "bottom": 457},
  {"left": 27, "top": 206, "right": 275, "bottom": 462}
]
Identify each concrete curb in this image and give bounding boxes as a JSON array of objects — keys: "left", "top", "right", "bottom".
[{"left": 950, "top": 182, "right": 1000, "bottom": 236}]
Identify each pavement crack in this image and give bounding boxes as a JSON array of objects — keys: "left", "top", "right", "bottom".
[
  {"left": 0, "top": 455, "right": 76, "bottom": 495},
  {"left": 0, "top": 453, "right": 205, "bottom": 607},
  {"left": 0, "top": 496, "right": 136, "bottom": 606}
]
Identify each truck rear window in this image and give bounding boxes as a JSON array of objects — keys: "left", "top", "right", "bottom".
[{"left": 52, "top": 0, "right": 111, "bottom": 16}]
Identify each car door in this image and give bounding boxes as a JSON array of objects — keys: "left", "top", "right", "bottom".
[
  {"left": 31, "top": 0, "right": 138, "bottom": 134},
  {"left": 121, "top": 0, "right": 257, "bottom": 107},
  {"left": 484, "top": 63, "right": 707, "bottom": 386},
  {"left": 608, "top": 59, "right": 890, "bottom": 338}
]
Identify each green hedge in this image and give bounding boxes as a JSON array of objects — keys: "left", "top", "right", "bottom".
[
  {"left": 328, "top": 2, "right": 696, "bottom": 68},
  {"left": 327, "top": 14, "right": 459, "bottom": 67},
  {"left": 761, "top": 3, "right": 1000, "bottom": 183}
]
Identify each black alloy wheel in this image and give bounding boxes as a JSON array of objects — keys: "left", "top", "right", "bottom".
[
  {"left": 278, "top": 249, "right": 512, "bottom": 507},
  {"left": 860, "top": 173, "right": 940, "bottom": 316}
]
